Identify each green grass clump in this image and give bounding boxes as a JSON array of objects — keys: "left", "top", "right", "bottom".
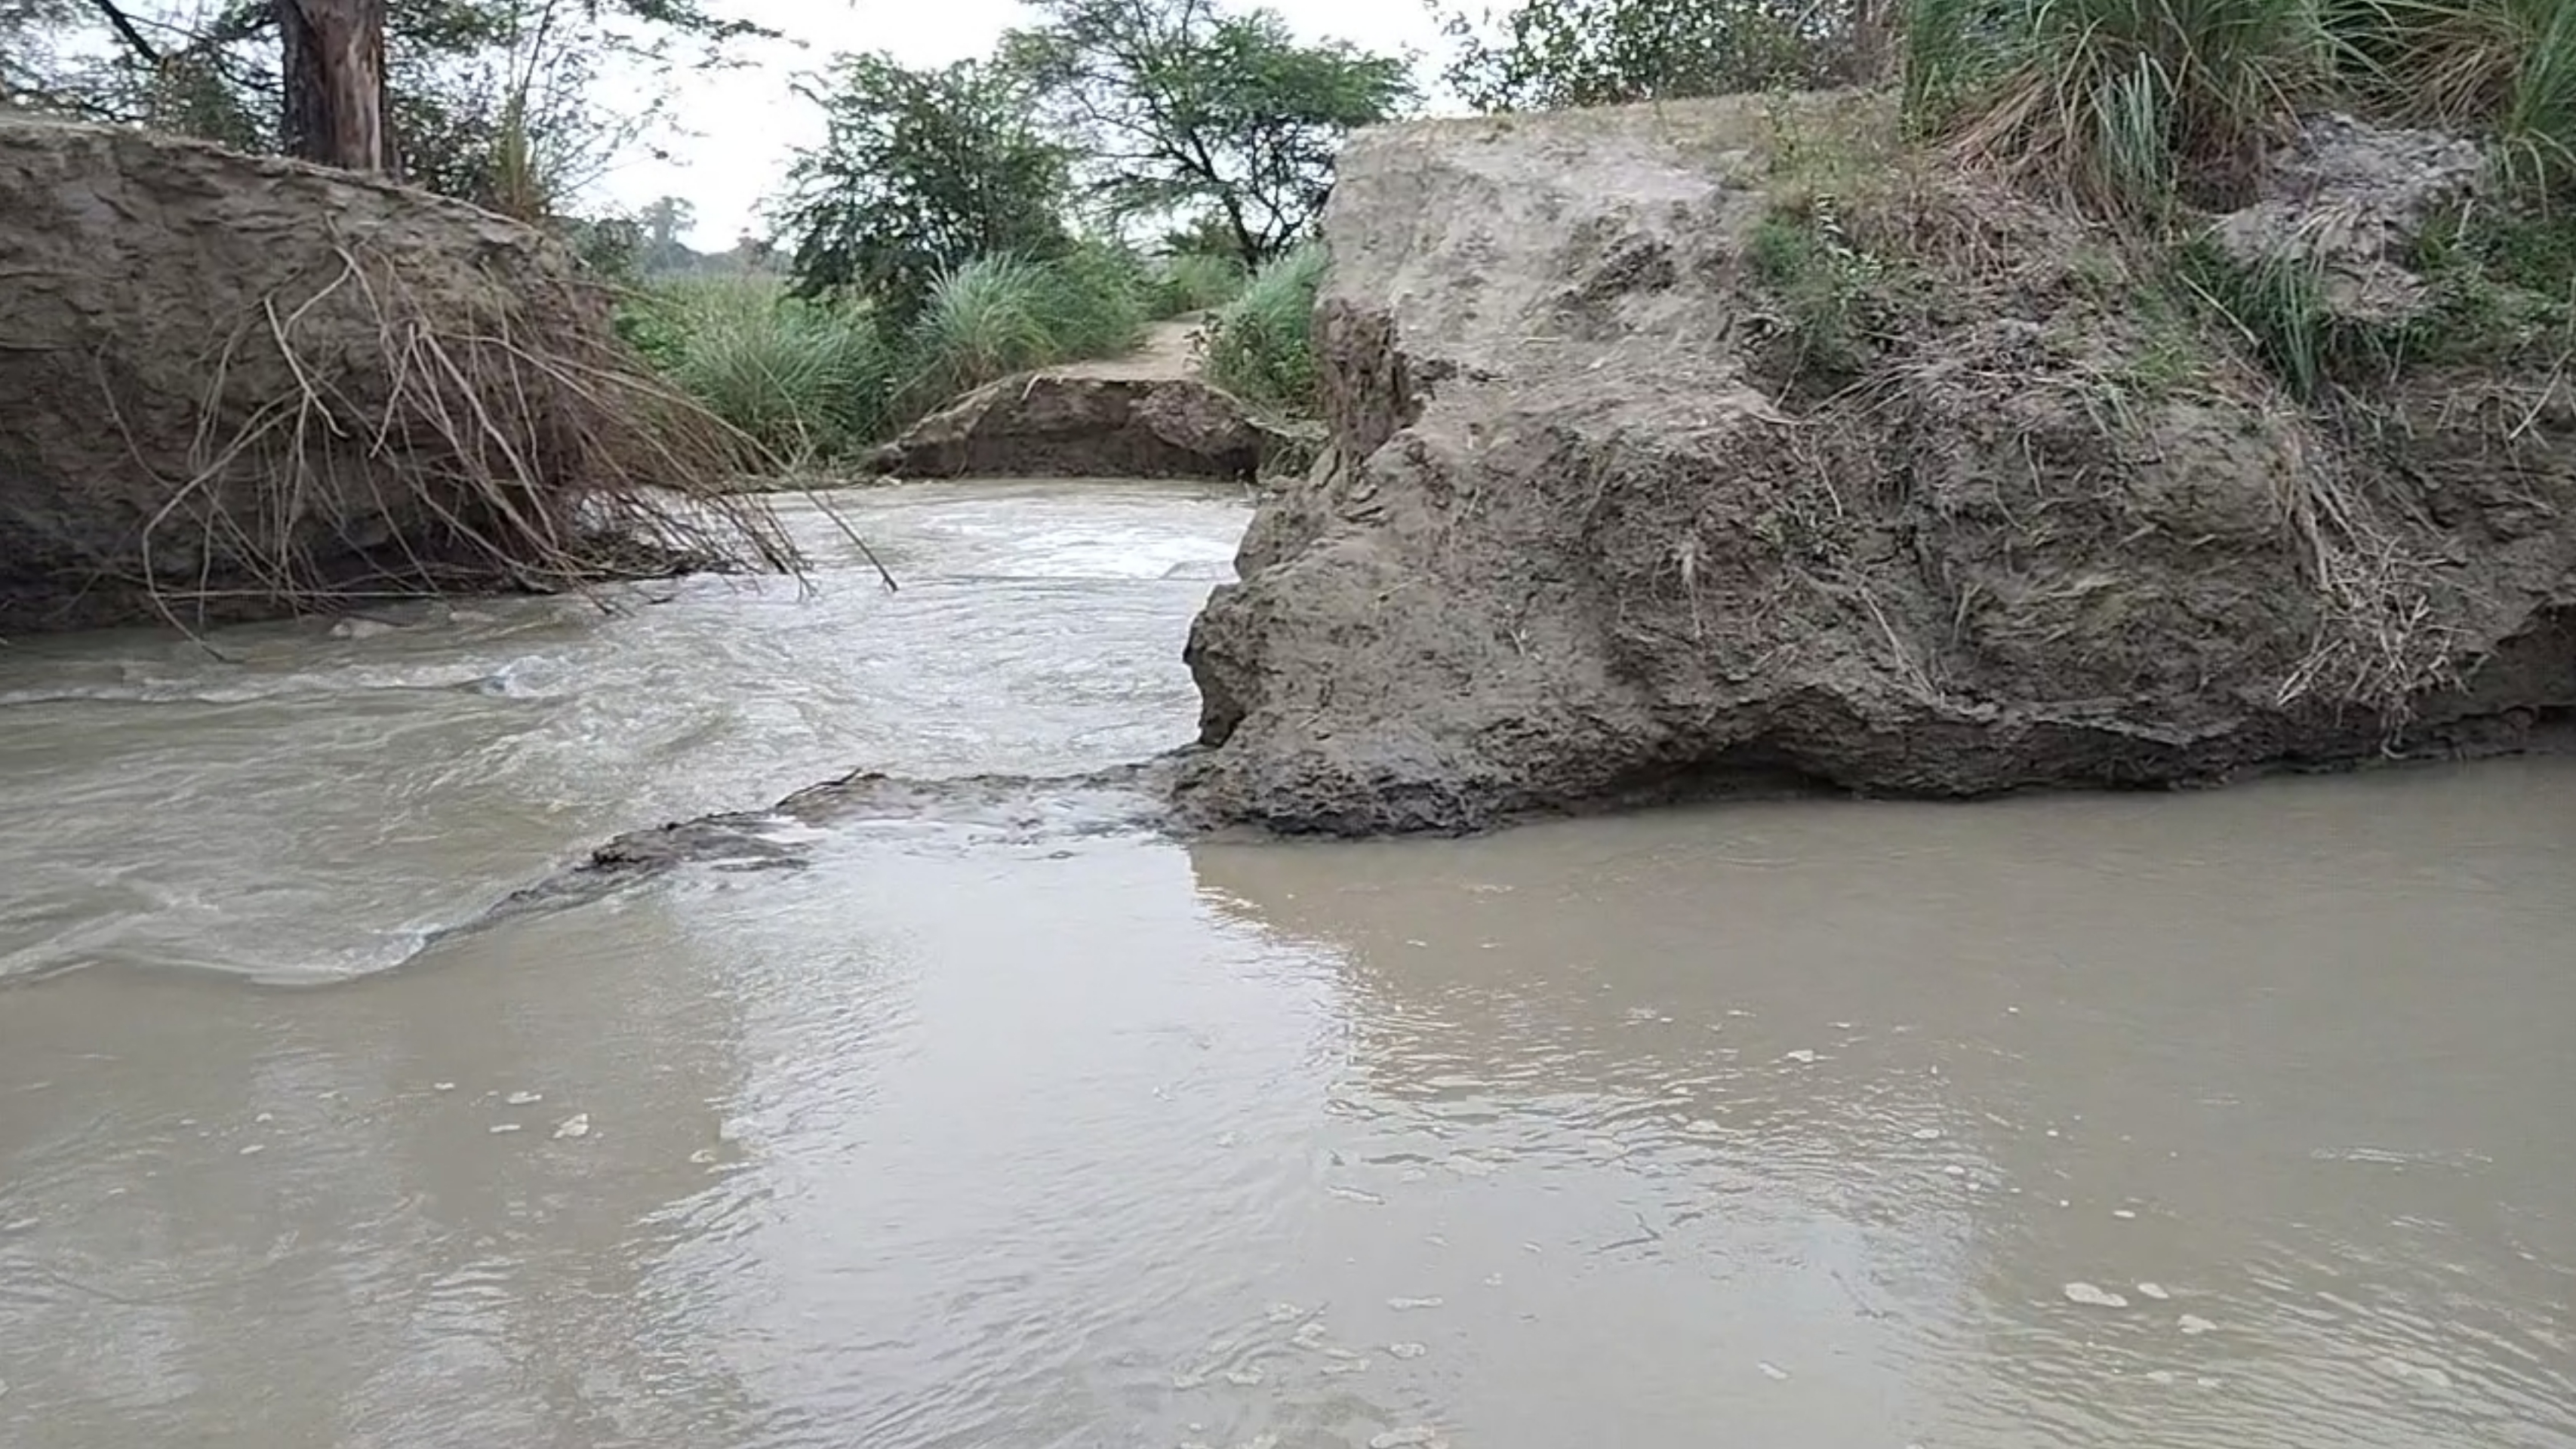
[
  {"left": 1154, "top": 252, "right": 1250, "bottom": 315},
  {"left": 1030, "top": 240, "right": 1153, "bottom": 358},
  {"left": 617, "top": 276, "right": 891, "bottom": 462},
  {"left": 1201, "top": 245, "right": 1330, "bottom": 411},
  {"left": 900, "top": 256, "right": 1060, "bottom": 402},
  {"left": 1904, "top": 0, "right": 2338, "bottom": 217},
  {"left": 2174, "top": 241, "right": 2433, "bottom": 398},
  {"left": 898, "top": 248, "right": 1153, "bottom": 406},
  {"left": 1901, "top": 0, "right": 2576, "bottom": 219},
  {"left": 1745, "top": 195, "right": 1895, "bottom": 383},
  {"left": 1889, "top": 0, "right": 2576, "bottom": 396},
  {"left": 2333, "top": 0, "right": 2576, "bottom": 196}
]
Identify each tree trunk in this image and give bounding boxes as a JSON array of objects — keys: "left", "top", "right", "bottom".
[{"left": 276, "top": 0, "right": 389, "bottom": 174}]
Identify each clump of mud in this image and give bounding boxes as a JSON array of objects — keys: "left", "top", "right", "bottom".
[{"left": 1174, "top": 95, "right": 2576, "bottom": 835}]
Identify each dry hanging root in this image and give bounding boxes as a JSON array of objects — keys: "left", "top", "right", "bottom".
[
  {"left": 126, "top": 233, "right": 800, "bottom": 629},
  {"left": 2268, "top": 426, "right": 2459, "bottom": 721}
]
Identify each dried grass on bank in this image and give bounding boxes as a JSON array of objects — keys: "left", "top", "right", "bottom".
[
  {"left": 1903, "top": 0, "right": 2576, "bottom": 216},
  {"left": 133, "top": 239, "right": 799, "bottom": 629},
  {"left": 1744, "top": 100, "right": 2488, "bottom": 721}
]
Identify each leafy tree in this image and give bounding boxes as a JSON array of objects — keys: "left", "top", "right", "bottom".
[
  {"left": 1430, "top": 0, "right": 1891, "bottom": 112},
  {"left": 632, "top": 193, "right": 700, "bottom": 269},
  {"left": 639, "top": 195, "right": 696, "bottom": 249},
  {"left": 1002, "top": 0, "right": 1415, "bottom": 267},
  {"left": 1, "top": 0, "right": 768, "bottom": 210},
  {"left": 773, "top": 52, "right": 1074, "bottom": 327}
]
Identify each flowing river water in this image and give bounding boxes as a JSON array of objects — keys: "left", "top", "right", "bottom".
[{"left": 2, "top": 481, "right": 2573, "bottom": 1449}]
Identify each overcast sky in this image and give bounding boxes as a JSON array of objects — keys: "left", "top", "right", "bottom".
[{"left": 594, "top": 0, "right": 1457, "bottom": 248}]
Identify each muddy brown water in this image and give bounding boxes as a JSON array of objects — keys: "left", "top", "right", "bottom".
[{"left": 3, "top": 481, "right": 2573, "bottom": 1449}]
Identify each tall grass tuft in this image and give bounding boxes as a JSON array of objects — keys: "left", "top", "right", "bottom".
[
  {"left": 1201, "top": 245, "right": 1331, "bottom": 411},
  {"left": 620, "top": 276, "right": 891, "bottom": 463},
  {"left": 1905, "top": 0, "right": 2341, "bottom": 217},
  {"left": 2334, "top": 0, "right": 2576, "bottom": 196},
  {"left": 900, "top": 256, "right": 1060, "bottom": 403},
  {"left": 1154, "top": 252, "right": 1251, "bottom": 315},
  {"left": 1030, "top": 240, "right": 1153, "bottom": 358},
  {"left": 898, "top": 248, "right": 1156, "bottom": 408}
]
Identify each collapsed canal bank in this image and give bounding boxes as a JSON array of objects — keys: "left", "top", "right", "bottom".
[
  {"left": 1168, "top": 94, "right": 2576, "bottom": 835},
  {"left": 11, "top": 99, "right": 2573, "bottom": 858},
  {"left": 0, "top": 117, "right": 789, "bottom": 636}
]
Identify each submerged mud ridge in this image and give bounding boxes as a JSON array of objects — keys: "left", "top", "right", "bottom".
[
  {"left": 486, "top": 700, "right": 2575, "bottom": 928},
  {"left": 488, "top": 757, "right": 1190, "bottom": 915},
  {"left": 1173, "top": 98, "right": 2576, "bottom": 835}
]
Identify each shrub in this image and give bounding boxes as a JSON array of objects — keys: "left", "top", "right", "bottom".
[
  {"left": 897, "top": 248, "right": 1154, "bottom": 406},
  {"left": 1744, "top": 196, "right": 1894, "bottom": 383},
  {"left": 1031, "top": 239, "right": 1154, "bottom": 358},
  {"left": 1201, "top": 244, "right": 1329, "bottom": 411},
  {"left": 618, "top": 277, "right": 892, "bottom": 462},
  {"left": 1154, "top": 251, "right": 1250, "bottom": 315}
]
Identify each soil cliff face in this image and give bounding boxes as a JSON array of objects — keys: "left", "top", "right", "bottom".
[
  {"left": 0, "top": 117, "right": 770, "bottom": 635},
  {"left": 1174, "top": 97, "right": 2576, "bottom": 834}
]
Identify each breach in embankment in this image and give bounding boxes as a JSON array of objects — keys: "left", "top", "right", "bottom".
[
  {"left": 0, "top": 116, "right": 788, "bottom": 635},
  {"left": 1171, "top": 94, "right": 2576, "bottom": 835}
]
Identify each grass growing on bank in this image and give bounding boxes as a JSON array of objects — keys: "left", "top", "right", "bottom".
[
  {"left": 1904, "top": 0, "right": 2576, "bottom": 217},
  {"left": 620, "top": 241, "right": 1236, "bottom": 462},
  {"left": 1200, "top": 245, "right": 1330, "bottom": 411},
  {"left": 1156, "top": 252, "right": 1251, "bottom": 313},
  {"left": 1738, "top": 0, "right": 2576, "bottom": 404},
  {"left": 1726, "top": 3, "right": 2576, "bottom": 721},
  {"left": 615, "top": 276, "right": 892, "bottom": 463}
]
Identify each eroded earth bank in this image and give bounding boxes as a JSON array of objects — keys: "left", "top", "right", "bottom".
[{"left": 1171, "top": 97, "right": 2576, "bottom": 835}]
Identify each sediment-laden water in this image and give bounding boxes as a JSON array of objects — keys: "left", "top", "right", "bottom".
[{"left": 3, "top": 481, "right": 2571, "bottom": 1449}]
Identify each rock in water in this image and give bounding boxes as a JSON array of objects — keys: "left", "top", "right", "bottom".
[
  {"left": 0, "top": 117, "right": 777, "bottom": 635},
  {"left": 1173, "top": 97, "right": 2576, "bottom": 835}
]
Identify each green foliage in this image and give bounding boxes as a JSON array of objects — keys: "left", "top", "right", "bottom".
[
  {"left": 775, "top": 52, "right": 1074, "bottom": 330},
  {"left": 898, "top": 251, "right": 1152, "bottom": 404},
  {"left": 2, "top": 1, "right": 762, "bottom": 213},
  {"left": 1002, "top": 0, "right": 1415, "bottom": 266},
  {"left": 561, "top": 214, "right": 647, "bottom": 284},
  {"left": 1156, "top": 251, "right": 1251, "bottom": 314},
  {"left": 619, "top": 278, "right": 894, "bottom": 462},
  {"left": 900, "top": 257, "right": 1066, "bottom": 403},
  {"left": 1743, "top": 195, "right": 1893, "bottom": 383},
  {"left": 1031, "top": 240, "right": 1156, "bottom": 355},
  {"left": 1433, "top": 0, "right": 1893, "bottom": 111},
  {"left": 2174, "top": 242, "right": 2429, "bottom": 399},
  {"left": 2331, "top": 0, "right": 2576, "bottom": 196},
  {"left": 620, "top": 248, "right": 1164, "bottom": 456},
  {"left": 2174, "top": 205, "right": 2576, "bottom": 398},
  {"left": 1904, "top": 0, "right": 2339, "bottom": 217},
  {"left": 1200, "top": 244, "right": 1330, "bottom": 409},
  {"left": 1904, "top": 0, "right": 2576, "bottom": 217},
  {"left": 2411, "top": 208, "right": 2576, "bottom": 299}
]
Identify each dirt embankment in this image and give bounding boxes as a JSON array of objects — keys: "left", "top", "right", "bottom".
[
  {"left": 863, "top": 317, "right": 1304, "bottom": 482},
  {"left": 1174, "top": 97, "right": 2576, "bottom": 835},
  {"left": 0, "top": 117, "right": 783, "bottom": 635}
]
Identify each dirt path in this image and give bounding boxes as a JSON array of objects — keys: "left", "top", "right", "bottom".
[{"left": 1048, "top": 314, "right": 1206, "bottom": 382}]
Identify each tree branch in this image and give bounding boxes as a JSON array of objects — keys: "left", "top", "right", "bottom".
[{"left": 83, "top": 0, "right": 160, "bottom": 64}]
